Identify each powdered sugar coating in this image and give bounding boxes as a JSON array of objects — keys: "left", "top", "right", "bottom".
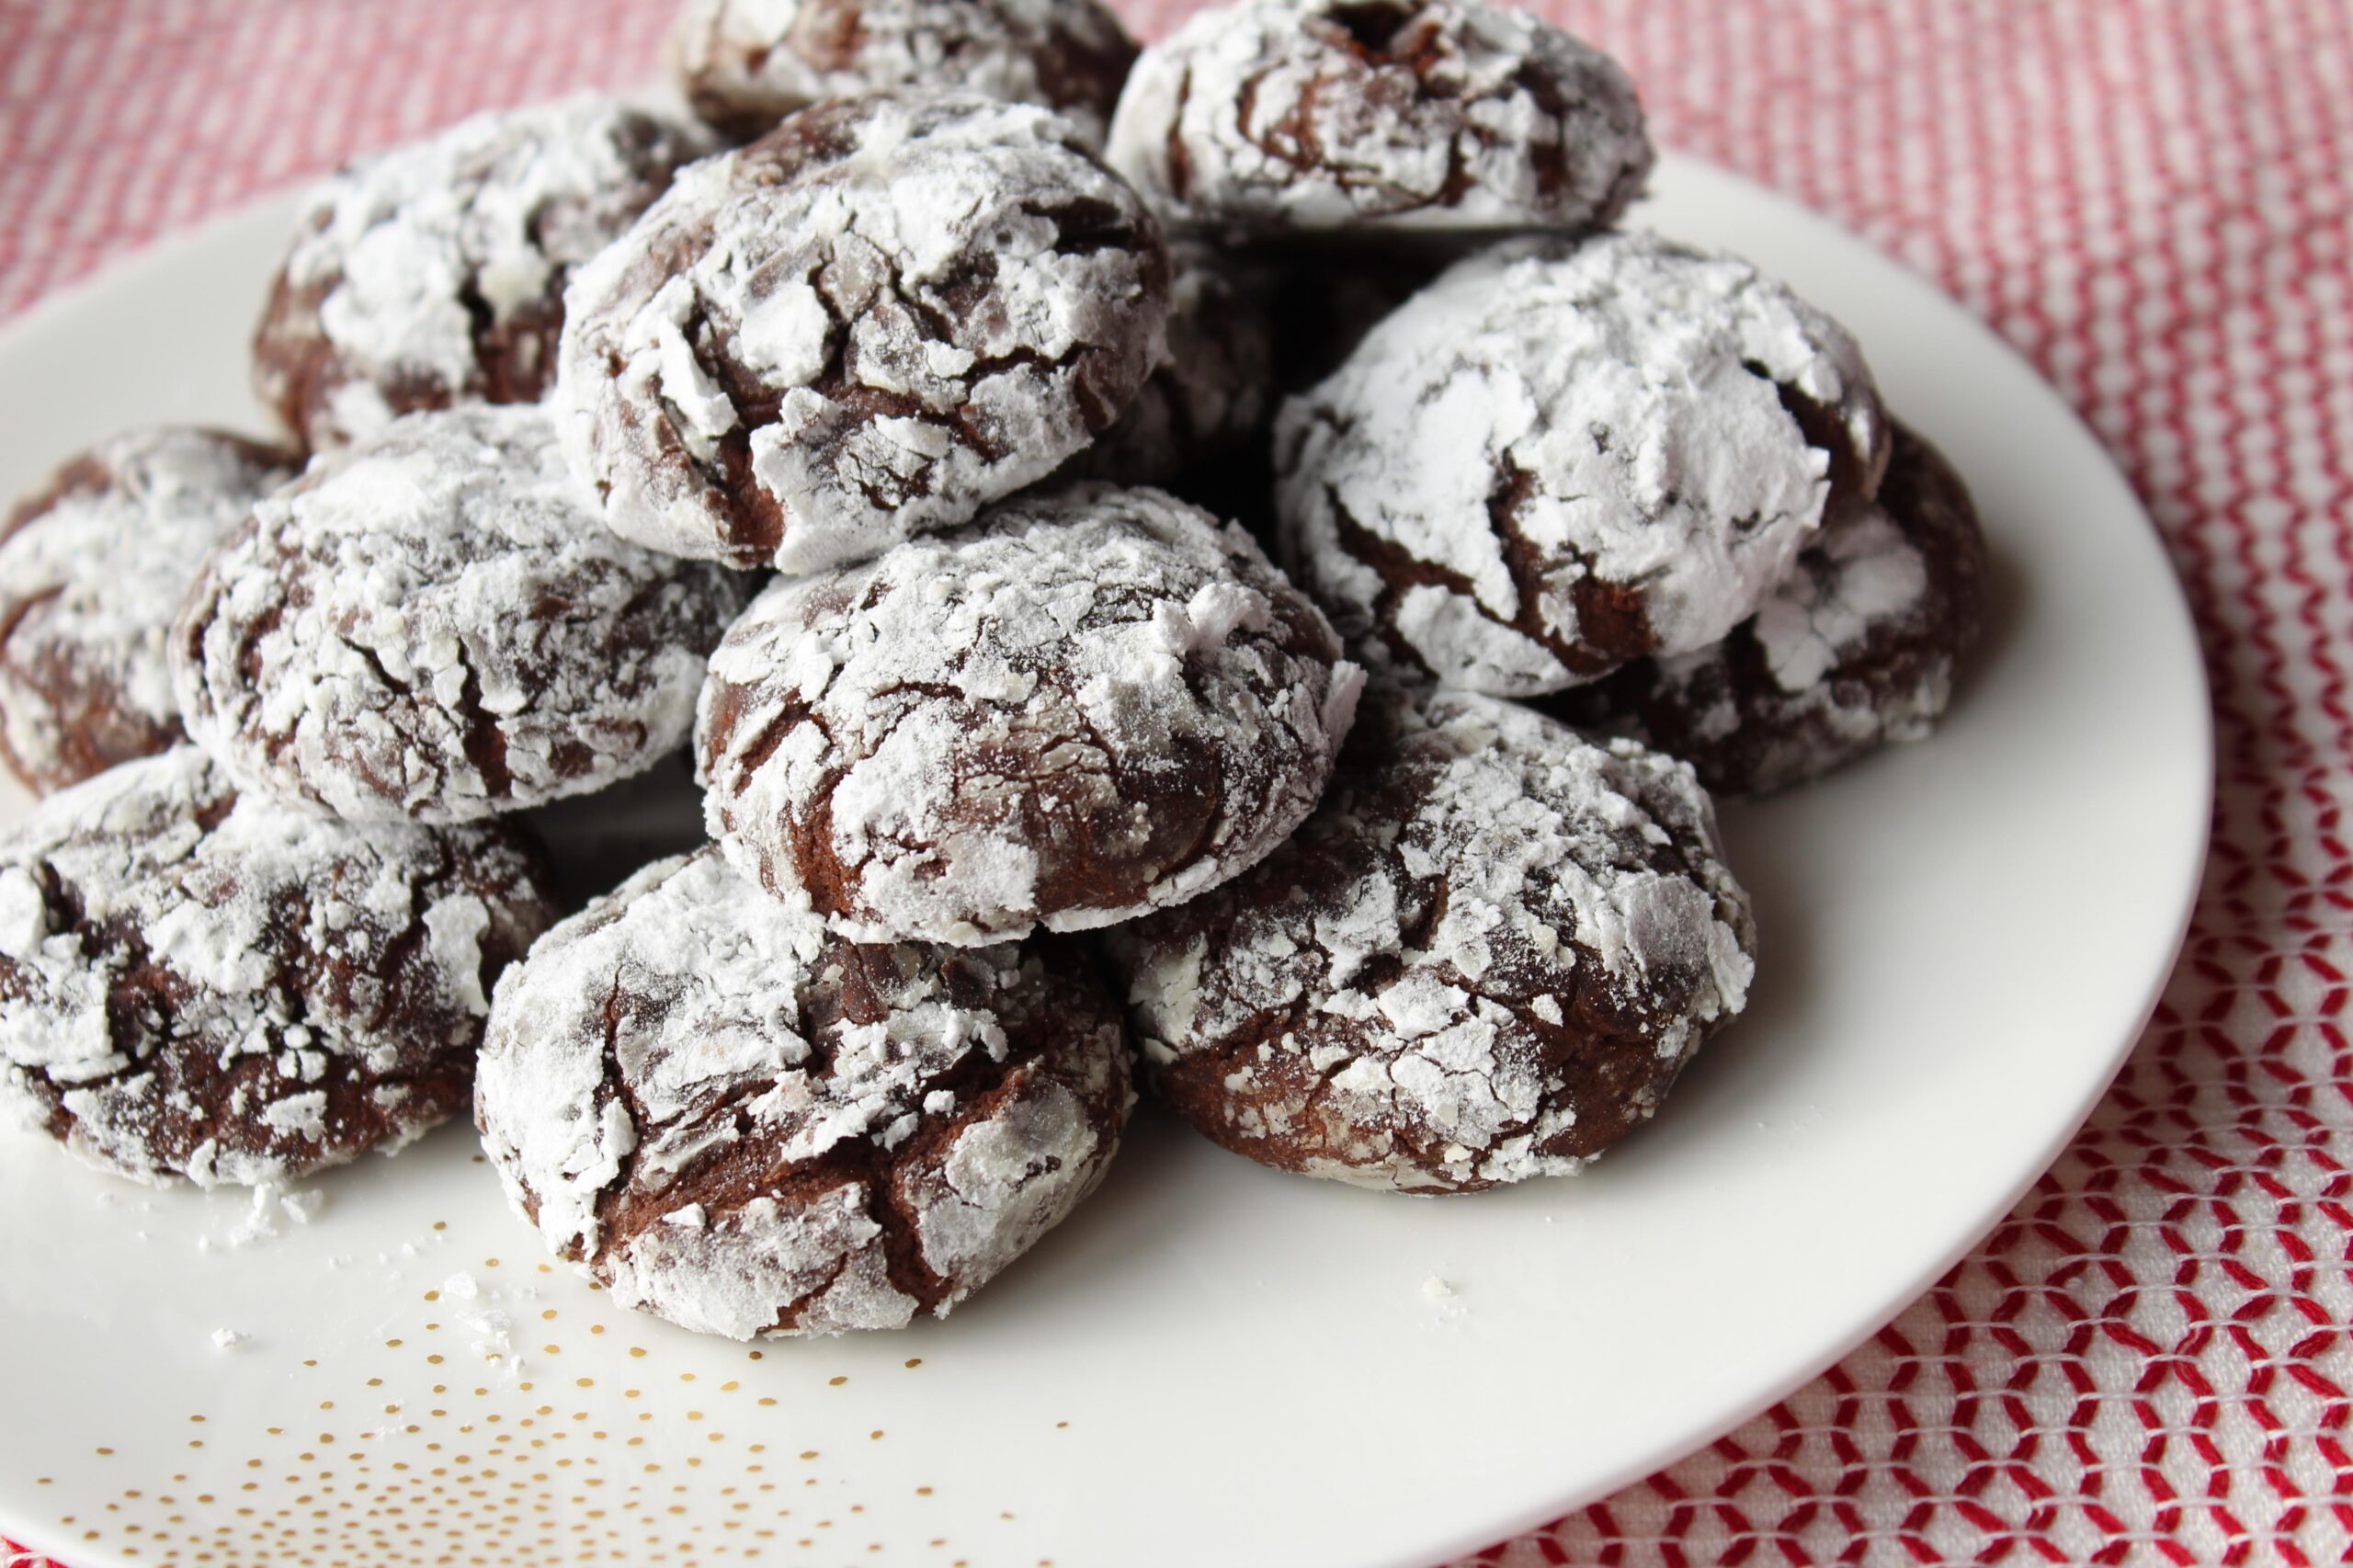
[
  {"left": 173, "top": 404, "right": 750, "bottom": 824},
  {"left": 1065, "top": 238, "right": 1277, "bottom": 487},
  {"left": 1106, "top": 0, "right": 1650, "bottom": 236},
  {"left": 1276, "top": 231, "right": 1890, "bottom": 695},
  {"left": 253, "top": 97, "right": 708, "bottom": 451},
  {"left": 670, "top": 0, "right": 1137, "bottom": 146},
  {"left": 474, "top": 846, "right": 1131, "bottom": 1338},
  {"left": 0, "top": 745, "right": 555, "bottom": 1187},
  {"left": 0, "top": 428, "right": 294, "bottom": 794},
  {"left": 698, "top": 483, "right": 1364, "bottom": 946},
  {"left": 1103, "top": 690, "right": 1755, "bottom": 1192},
  {"left": 553, "top": 91, "right": 1170, "bottom": 575},
  {"left": 1559, "top": 424, "right": 1988, "bottom": 794}
]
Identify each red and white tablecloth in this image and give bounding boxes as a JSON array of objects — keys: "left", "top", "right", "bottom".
[{"left": 3, "top": 2, "right": 2347, "bottom": 1563}]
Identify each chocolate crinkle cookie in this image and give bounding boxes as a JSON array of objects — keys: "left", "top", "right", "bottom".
[
  {"left": 1105, "top": 0, "right": 1650, "bottom": 238},
  {"left": 173, "top": 404, "right": 751, "bottom": 825},
  {"left": 1277, "top": 231, "right": 1889, "bottom": 696},
  {"left": 475, "top": 847, "right": 1132, "bottom": 1338},
  {"left": 0, "top": 745, "right": 555, "bottom": 1187},
  {"left": 0, "top": 427, "right": 294, "bottom": 795},
  {"left": 254, "top": 96, "right": 709, "bottom": 451},
  {"left": 553, "top": 91, "right": 1170, "bottom": 575},
  {"left": 1064, "top": 238, "right": 1278, "bottom": 488},
  {"left": 698, "top": 483, "right": 1364, "bottom": 946},
  {"left": 669, "top": 0, "right": 1138, "bottom": 147},
  {"left": 1104, "top": 690, "right": 1755, "bottom": 1193},
  {"left": 1552, "top": 423, "right": 1988, "bottom": 795}
]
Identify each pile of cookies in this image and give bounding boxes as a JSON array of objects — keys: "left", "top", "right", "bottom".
[{"left": 0, "top": 0, "right": 1983, "bottom": 1338}]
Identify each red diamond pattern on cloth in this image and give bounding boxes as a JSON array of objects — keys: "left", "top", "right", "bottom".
[{"left": 1, "top": 3, "right": 2348, "bottom": 1566}]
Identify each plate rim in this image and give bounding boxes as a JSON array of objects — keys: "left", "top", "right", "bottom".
[
  {"left": 1384, "top": 168, "right": 2215, "bottom": 1568},
  {"left": 0, "top": 147, "right": 2215, "bottom": 1568}
]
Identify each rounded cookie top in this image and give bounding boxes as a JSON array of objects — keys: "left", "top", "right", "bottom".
[
  {"left": 553, "top": 91, "right": 1170, "bottom": 576},
  {"left": 254, "top": 96, "right": 709, "bottom": 451},
  {"left": 1559, "top": 423, "right": 1988, "bottom": 795},
  {"left": 475, "top": 846, "right": 1132, "bottom": 1338},
  {"left": 1103, "top": 690, "right": 1755, "bottom": 1193},
  {"left": 173, "top": 404, "right": 751, "bottom": 825},
  {"left": 697, "top": 483, "right": 1365, "bottom": 946},
  {"left": 1064, "top": 237, "right": 1278, "bottom": 489},
  {"left": 0, "top": 427, "right": 295, "bottom": 795},
  {"left": 670, "top": 0, "right": 1138, "bottom": 147},
  {"left": 1276, "top": 231, "right": 1888, "bottom": 696},
  {"left": 1105, "top": 0, "right": 1651, "bottom": 237},
  {"left": 0, "top": 745, "right": 556, "bottom": 1187}
]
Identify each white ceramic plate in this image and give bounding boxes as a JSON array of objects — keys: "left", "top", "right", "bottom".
[{"left": 0, "top": 154, "right": 2209, "bottom": 1568}]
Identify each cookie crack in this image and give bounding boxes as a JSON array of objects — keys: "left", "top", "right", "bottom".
[
  {"left": 1165, "top": 64, "right": 1197, "bottom": 202},
  {"left": 1746, "top": 358, "right": 1872, "bottom": 508},
  {"left": 1487, "top": 460, "right": 1643, "bottom": 676},
  {"left": 448, "top": 645, "right": 515, "bottom": 803},
  {"left": 590, "top": 968, "right": 658, "bottom": 1245}
]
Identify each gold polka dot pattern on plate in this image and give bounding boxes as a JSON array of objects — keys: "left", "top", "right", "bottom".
[{"left": 49, "top": 1243, "right": 1043, "bottom": 1566}]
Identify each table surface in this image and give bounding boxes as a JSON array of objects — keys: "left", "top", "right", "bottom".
[{"left": 3, "top": 2, "right": 2348, "bottom": 1565}]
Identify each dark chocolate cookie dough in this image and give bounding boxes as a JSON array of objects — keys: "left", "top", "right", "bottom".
[
  {"left": 670, "top": 0, "right": 1137, "bottom": 146},
  {"left": 0, "top": 427, "right": 293, "bottom": 795},
  {"left": 174, "top": 405, "right": 749, "bottom": 824},
  {"left": 254, "top": 96, "right": 707, "bottom": 450},
  {"left": 1105, "top": 690, "right": 1754, "bottom": 1192},
  {"left": 1551, "top": 423, "right": 1988, "bottom": 794},
  {"left": 1063, "top": 238, "right": 1278, "bottom": 490},
  {"left": 0, "top": 745, "right": 555, "bottom": 1187},
  {"left": 1276, "top": 232, "right": 1888, "bottom": 694},
  {"left": 1107, "top": 0, "right": 1650, "bottom": 238},
  {"left": 553, "top": 91, "right": 1170, "bottom": 574},
  {"left": 476, "top": 846, "right": 1131, "bottom": 1337},
  {"left": 696, "top": 483, "right": 1363, "bottom": 945}
]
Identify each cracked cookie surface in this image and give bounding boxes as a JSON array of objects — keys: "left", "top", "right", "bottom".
[
  {"left": 0, "top": 427, "right": 295, "bottom": 795},
  {"left": 1103, "top": 689, "right": 1755, "bottom": 1193},
  {"left": 553, "top": 90, "right": 1170, "bottom": 575},
  {"left": 1276, "top": 231, "right": 1889, "bottom": 696},
  {"left": 254, "top": 96, "right": 708, "bottom": 451},
  {"left": 696, "top": 483, "right": 1364, "bottom": 946},
  {"left": 1105, "top": 0, "right": 1650, "bottom": 237},
  {"left": 474, "top": 846, "right": 1132, "bottom": 1338},
  {"left": 1552, "top": 423, "right": 1988, "bottom": 795},
  {"left": 670, "top": 0, "right": 1137, "bottom": 147},
  {"left": 173, "top": 404, "right": 751, "bottom": 824},
  {"left": 0, "top": 744, "right": 556, "bottom": 1187}
]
